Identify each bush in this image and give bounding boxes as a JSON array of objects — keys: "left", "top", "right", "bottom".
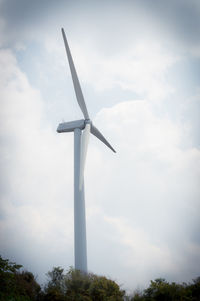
[
  {"left": 130, "top": 277, "right": 200, "bottom": 301},
  {"left": 44, "top": 267, "right": 125, "bottom": 301},
  {"left": 0, "top": 255, "right": 41, "bottom": 301},
  {"left": 1, "top": 254, "right": 199, "bottom": 301}
]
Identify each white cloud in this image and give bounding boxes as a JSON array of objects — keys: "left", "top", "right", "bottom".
[
  {"left": 0, "top": 48, "right": 74, "bottom": 281},
  {"left": 104, "top": 216, "right": 173, "bottom": 282},
  {"left": 60, "top": 40, "right": 178, "bottom": 103},
  {"left": 85, "top": 99, "right": 200, "bottom": 288}
]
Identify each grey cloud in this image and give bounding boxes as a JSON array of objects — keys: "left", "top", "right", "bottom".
[
  {"left": 139, "top": 0, "right": 200, "bottom": 47},
  {"left": 1, "top": 0, "right": 200, "bottom": 52},
  {"left": 1, "top": 0, "right": 63, "bottom": 25}
]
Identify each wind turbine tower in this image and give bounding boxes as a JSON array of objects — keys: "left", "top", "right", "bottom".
[{"left": 57, "top": 28, "right": 116, "bottom": 273}]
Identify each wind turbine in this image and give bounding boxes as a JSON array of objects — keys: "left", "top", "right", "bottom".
[{"left": 57, "top": 28, "right": 116, "bottom": 273}]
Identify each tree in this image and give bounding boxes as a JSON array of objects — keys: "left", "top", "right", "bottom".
[
  {"left": 88, "top": 274, "right": 124, "bottom": 301},
  {"left": 1, "top": 254, "right": 199, "bottom": 301},
  {"left": 15, "top": 271, "right": 41, "bottom": 300},
  {"left": 0, "top": 255, "right": 22, "bottom": 300},
  {"left": 0, "top": 255, "right": 41, "bottom": 301},
  {"left": 44, "top": 267, "right": 125, "bottom": 301},
  {"left": 130, "top": 277, "right": 200, "bottom": 301},
  {"left": 44, "top": 267, "right": 66, "bottom": 301},
  {"left": 185, "top": 277, "right": 200, "bottom": 301},
  {"left": 64, "top": 268, "right": 91, "bottom": 300}
]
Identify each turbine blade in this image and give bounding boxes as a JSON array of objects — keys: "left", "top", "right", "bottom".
[
  {"left": 79, "top": 123, "right": 91, "bottom": 189},
  {"left": 90, "top": 124, "right": 116, "bottom": 153},
  {"left": 61, "top": 28, "right": 89, "bottom": 119}
]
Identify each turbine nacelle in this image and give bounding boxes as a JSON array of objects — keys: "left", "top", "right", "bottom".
[
  {"left": 57, "top": 119, "right": 85, "bottom": 133},
  {"left": 57, "top": 119, "right": 115, "bottom": 152}
]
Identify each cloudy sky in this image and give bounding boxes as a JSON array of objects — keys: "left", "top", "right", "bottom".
[{"left": 0, "top": 0, "right": 200, "bottom": 293}]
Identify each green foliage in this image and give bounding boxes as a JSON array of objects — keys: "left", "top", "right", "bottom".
[
  {"left": 185, "top": 277, "right": 200, "bottom": 301},
  {"left": 0, "top": 255, "right": 22, "bottom": 300},
  {"left": 143, "top": 278, "right": 183, "bottom": 300},
  {"left": 1, "top": 254, "right": 200, "bottom": 301},
  {"left": 88, "top": 274, "right": 124, "bottom": 300},
  {"left": 0, "top": 255, "right": 22, "bottom": 273},
  {"left": 64, "top": 268, "right": 92, "bottom": 299},
  {"left": 44, "top": 267, "right": 66, "bottom": 301},
  {"left": 45, "top": 266, "right": 65, "bottom": 294},
  {"left": 15, "top": 271, "right": 41, "bottom": 300},
  {"left": 44, "top": 267, "right": 125, "bottom": 301},
  {"left": 130, "top": 277, "right": 200, "bottom": 301},
  {"left": 0, "top": 255, "right": 41, "bottom": 301}
]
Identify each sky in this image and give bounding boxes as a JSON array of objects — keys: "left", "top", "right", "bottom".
[{"left": 0, "top": 0, "right": 200, "bottom": 293}]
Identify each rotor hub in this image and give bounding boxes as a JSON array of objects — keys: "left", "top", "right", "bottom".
[{"left": 84, "top": 119, "right": 91, "bottom": 126}]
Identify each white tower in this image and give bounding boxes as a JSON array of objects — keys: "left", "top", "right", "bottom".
[{"left": 57, "top": 28, "right": 116, "bottom": 273}]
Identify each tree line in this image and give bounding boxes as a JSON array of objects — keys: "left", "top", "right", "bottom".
[{"left": 0, "top": 255, "right": 199, "bottom": 300}]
